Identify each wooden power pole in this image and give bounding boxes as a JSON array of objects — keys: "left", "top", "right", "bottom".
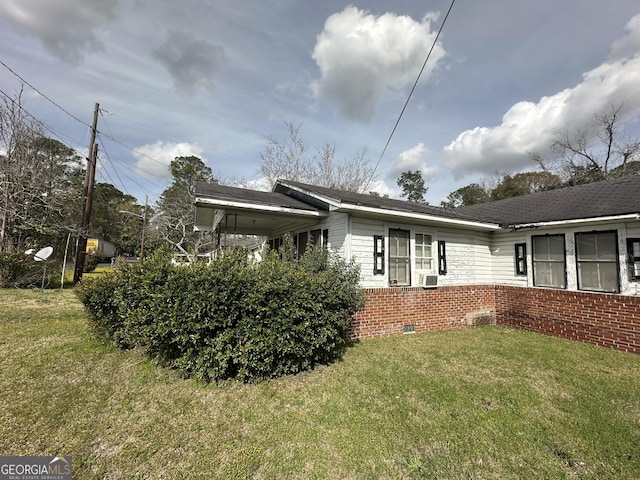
[
  {"left": 140, "top": 194, "right": 148, "bottom": 258},
  {"left": 73, "top": 102, "right": 99, "bottom": 283}
]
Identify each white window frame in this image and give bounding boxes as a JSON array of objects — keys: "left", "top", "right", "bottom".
[{"left": 415, "top": 233, "right": 434, "bottom": 273}]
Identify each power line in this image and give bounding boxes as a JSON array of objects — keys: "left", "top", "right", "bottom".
[
  {"left": 0, "top": 87, "right": 86, "bottom": 150},
  {"left": 0, "top": 60, "right": 92, "bottom": 129},
  {"left": 365, "top": 0, "right": 457, "bottom": 190},
  {"left": 1, "top": 63, "right": 171, "bottom": 201}
]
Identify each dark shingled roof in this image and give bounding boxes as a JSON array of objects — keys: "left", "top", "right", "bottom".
[
  {"left": 195, "top": 182, "right": 319, "bottom": 211},
  {"left": 197, "top": 175, "right": 640, "bottom": 229},
  {"left": 277, "top": 180, "right": 480, "bottom": 222},
  {"left": 456, "top": 175, "right": 640, "bottom": 226}
]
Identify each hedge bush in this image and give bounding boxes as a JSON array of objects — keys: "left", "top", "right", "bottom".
[
  {"left": 0, "top": 252, "right": 46, "bottom": 288},
  {"left": 76, "top": 244, "right": 364, "bottom": 382}
]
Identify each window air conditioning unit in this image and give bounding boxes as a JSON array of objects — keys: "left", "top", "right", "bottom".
[{"left": 420, "top": 274, "right": 438, "bottom": 288}]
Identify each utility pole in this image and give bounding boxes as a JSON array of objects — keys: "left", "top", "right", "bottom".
[
  {"left": 73, "top": 102, "right": 99, "bottom": 283},
  {"left": 140, "top": 195, "right": 148, "bottom": 258}
]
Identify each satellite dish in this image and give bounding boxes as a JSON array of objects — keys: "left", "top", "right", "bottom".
[{"left": 34, "top": 246, "right": 53, "bottom": 262}]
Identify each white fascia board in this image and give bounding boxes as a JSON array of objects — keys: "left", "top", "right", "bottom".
[
  {"left": 195, "top": 197, "right": 328, "bottom": 218},
  {"left": 340, "top": 203, "right": 502, "bottom": 231},
  {"left": 509, "top": 213, "right": 640, "bottom": 230},
  {"left": 275, "top": 182, "right": 342, "bottom": 210}
]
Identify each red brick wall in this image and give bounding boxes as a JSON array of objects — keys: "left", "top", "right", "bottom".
[
  {"left": 495, "top": 285, "right": 640, "bottom": 354},
  {"left": 350, "top": 285, "right": 496, "bottom": 339},
  {"left": 351, "top": 285, "right": 640, "bottom": 355}
]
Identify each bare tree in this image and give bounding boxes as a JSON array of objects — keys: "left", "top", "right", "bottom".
[
  {"left": 0, "top": 89, "right": 84, "bottom": 253},
  {"left": 260, "top": 122, "right": 312, "bottom": 188},
  {"left": 259, "top": 122, "right": 374, "bottom": 192},
  {"left": 0, "top": 88, "right": 41, "bottom": 251},
  {"left": 532, "top": 102, "right": 640, "bottom": 185}
]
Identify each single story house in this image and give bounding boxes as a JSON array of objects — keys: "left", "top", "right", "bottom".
[{"left": 194, "top": 175, "right": 640, "bottom": 353}]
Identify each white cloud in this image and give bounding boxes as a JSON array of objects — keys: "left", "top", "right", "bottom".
[
  {"left": 610, "top": 13, "right": 640, "bottom": 61},
  {"left": 132, "top": 141, "right": 204, "bottom": 180},
  {"left": 152, "top": 31, "right": 226, "bottom": 95},
  {"left": 367, "top": 179, "right": 399, "bottom": 198},
  {"left": 444, "top": 13, "right": 640, "bottom": 179},
  {"left": 311, "top": 6, "right": 446, "bottom": 123},
  {"left": 388, "top": 143, "right": 438, "bottom": 180},
  {"left": 0, "top": 0, "right": 118, "bottom": 63}
]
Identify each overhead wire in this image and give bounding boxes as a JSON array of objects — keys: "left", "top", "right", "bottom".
[
  {"left": 364, "top": 0, "right": 457, "bottom": 190},
  {"left": 1, "top": 61, "right": 170, "bottom": 202},
  {"left": 0, "top": 87, "right": 87, "bottom": 151},
  {"left": 0, "top": 60, "right": 92, "bottom": 129}
]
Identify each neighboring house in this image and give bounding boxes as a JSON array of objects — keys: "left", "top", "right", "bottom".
[{"left": 195, "top": 176, "right": 640, "bottom": 353}]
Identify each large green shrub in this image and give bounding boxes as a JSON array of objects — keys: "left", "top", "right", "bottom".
[
  {"left": 76, "top": 245, "right": 364, "bottom": 382},
  {"left": 0, "top": 252, "right": 45, "bottom": 288}
]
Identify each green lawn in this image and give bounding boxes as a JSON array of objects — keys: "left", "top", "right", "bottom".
[{"left": 1, "top": 289, "right": 639, "bottom": 479}]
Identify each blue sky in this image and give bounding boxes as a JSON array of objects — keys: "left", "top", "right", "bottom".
[{"left": 1, "top": 0, "right": 639, "bottom": 205}]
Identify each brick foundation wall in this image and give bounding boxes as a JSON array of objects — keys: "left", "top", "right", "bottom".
[
  {"left": 350, "top": 285, "right": 496, "bottom": 339},
  {"left": 495, "top": 285, "right": 640, "bottom": 354},
  {"left": 351, "top": 284, "right": 640, "bottom": 355}
]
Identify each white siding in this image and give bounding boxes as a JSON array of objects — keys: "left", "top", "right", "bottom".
[
  {"left": 491, "top": 231, "right": 529, "bottom": 287},
  {"left": 350, "top": 217, "right": 386, "bottom": 288},
  {"left": 348, "top": 216, "right": 493, "bottom": 289},
  {"left": 324, "top": 212, "right": 349, "bottom": 256},
  {"left": 436, "top": 228, "right": 493, "bottom": 286}
]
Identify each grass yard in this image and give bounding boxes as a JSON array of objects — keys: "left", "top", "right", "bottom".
[{"left": 1, "top": 289, "right": 639, "bottom": 479}]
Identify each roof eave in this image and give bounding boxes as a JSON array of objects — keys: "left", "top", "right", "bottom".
[
  {"left": 508, "top": 213, "right": 640, "bottom": 230},
  {"left": 340, "top": 203, "right": 502, "bottom": 231},
  {"left": 195, "top": 196, "right": 328, "bottom": 218}
]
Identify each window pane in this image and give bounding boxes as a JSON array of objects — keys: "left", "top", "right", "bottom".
[
  {"left": 577, "top": 234, "right": 597, "bottom": 261},
  {"left": 417, "top": 258, "right": 432, "bottom": 270},
  {"left": 397, "top": 233, "right": 409, "bottom": 256},
  {"left": 534, "top": 263, "right": 551, "bottom": 286},
  {"left": 597, "top": 232, "right": 617, "bottom": 261},
  {"left": 416, "top": 245, "right": 423, "bottom": 257},
  {"left": 310, "top": 229, "right": 321, "bottom": 247},
  {"left": 579, "top": 263, "right": 617, "bottom": 291},
  {"left": 599, "top": 263, "right": 618, "bottom": 291},
  {"left": 548, "top": 236, "right": 564, "bottom": 261},
  {"left": 533, "top": 236, "right": 548, "bottom": 260},
  {"left": 549, "top": 263, "right": 566, "bottom": 287},
  {"left": 634, "top": 242, "right": 640, "bottom": 257},
  {"left": 579, "top": 263, "right": 600, "bottom": 290},
  {"left": 634, "top": 261, "right": 640, "bottom": 277}
]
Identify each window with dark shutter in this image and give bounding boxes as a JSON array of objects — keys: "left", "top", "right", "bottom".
[
  {"left": 373, "top": 235, "right": 385, "bottom": 275},
  {"left": 515, "top": 243, "right": 527, "bottom": 275},
  {"left": 438, "top": 240, "right": 447, "bottom": 275}
]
